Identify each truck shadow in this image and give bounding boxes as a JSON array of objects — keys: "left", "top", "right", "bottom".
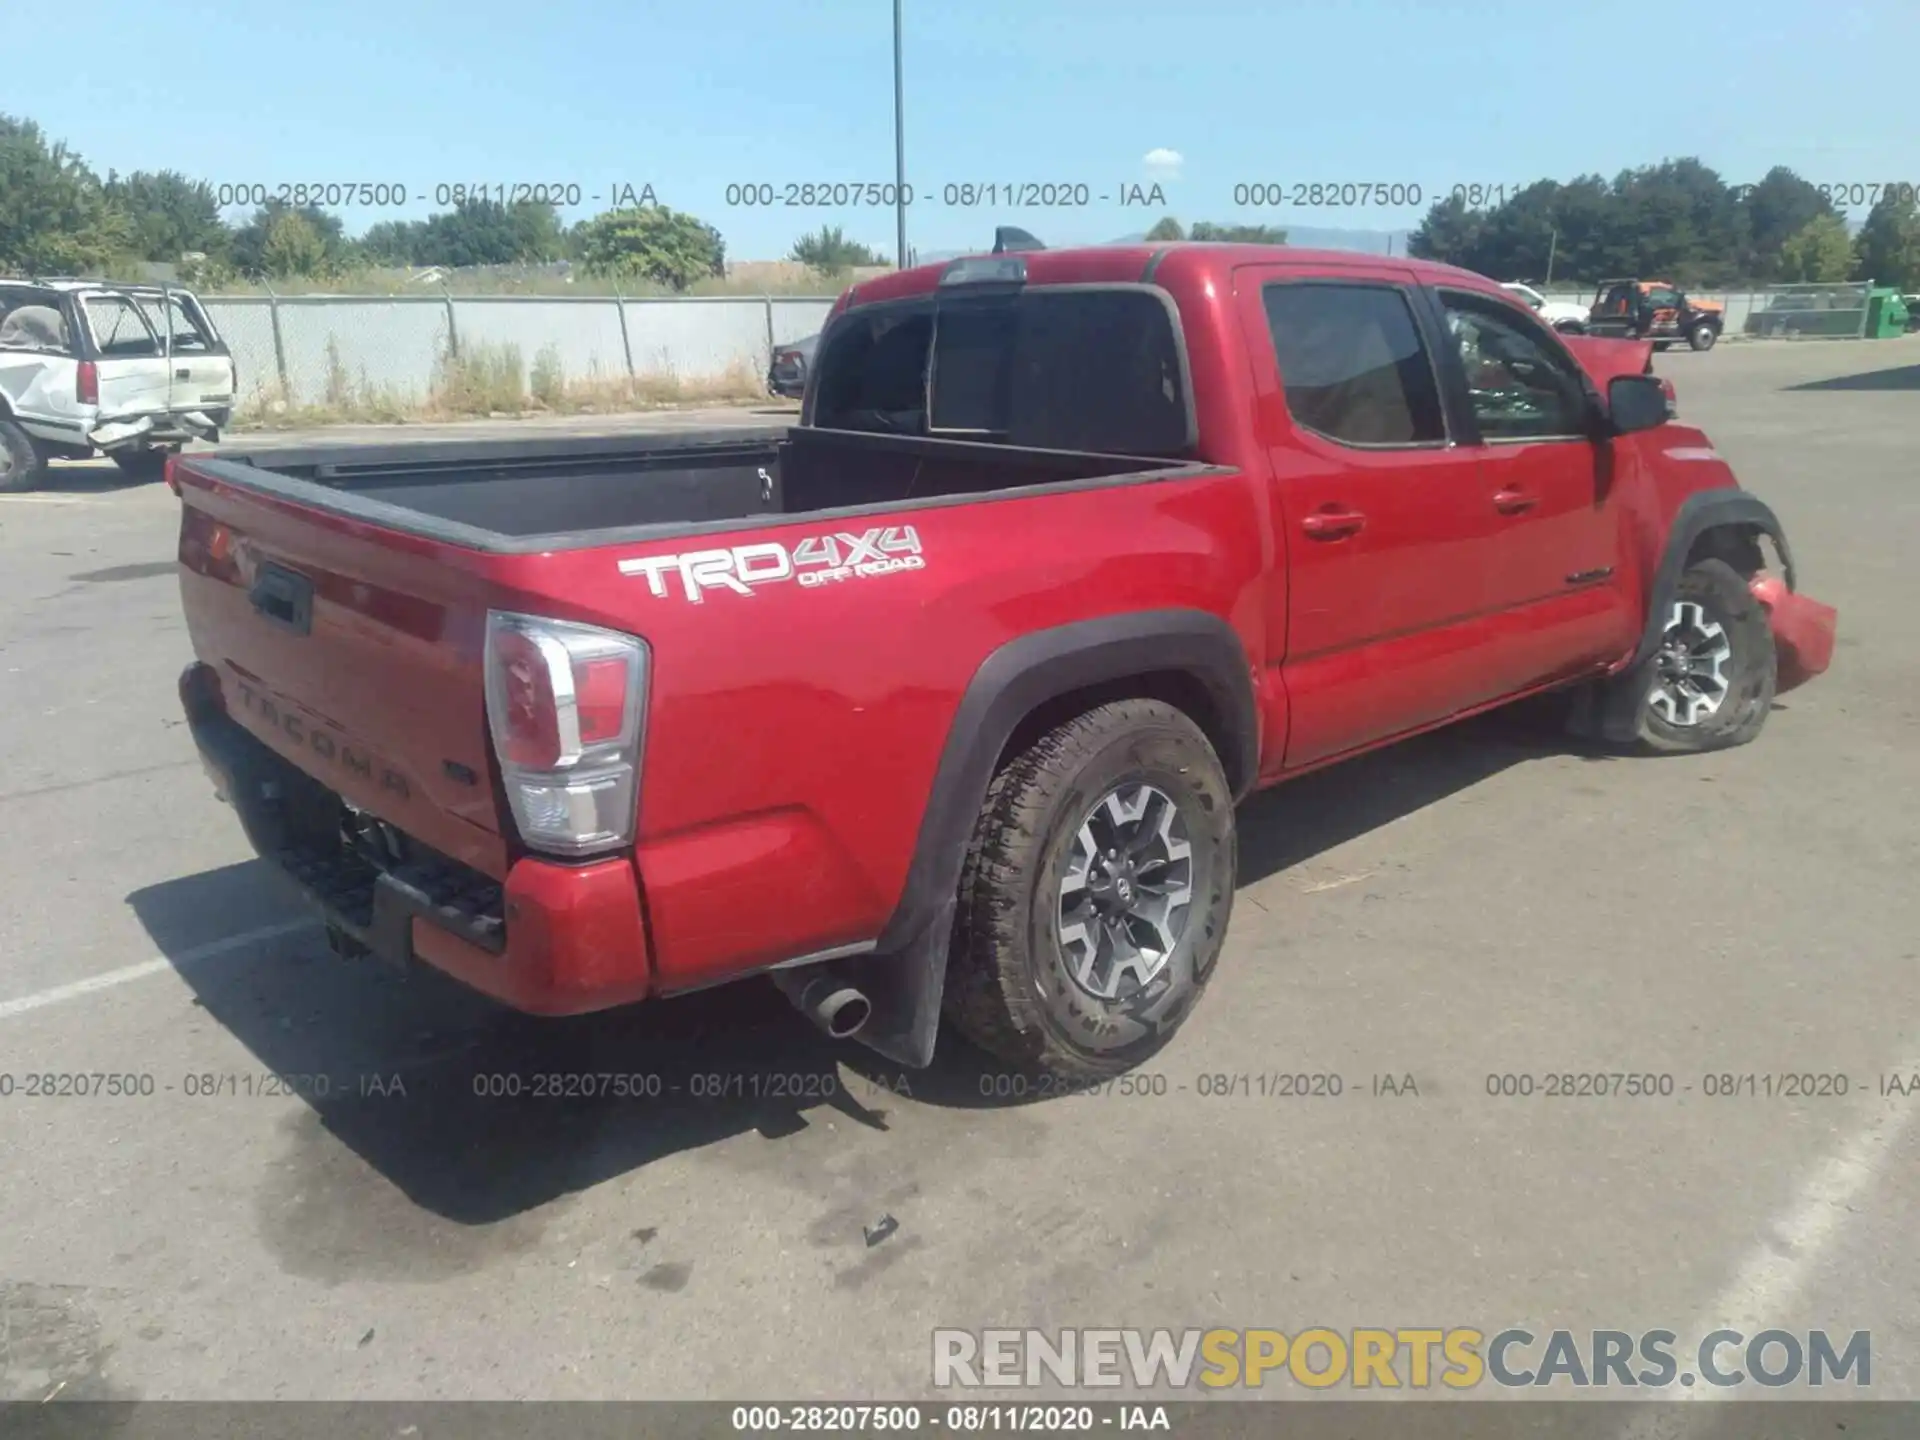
[
  {"left": 1785, "top": 361, "right": 1920, "bottom": 391},
  {"left": 39, "top": 459, "right": 154, "bottom": 494},
  {"left": 126, "top": 707, "right": 1578, "bottom": 1228}
]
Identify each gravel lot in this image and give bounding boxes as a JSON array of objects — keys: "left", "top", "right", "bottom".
[{"left": 1, "top": 342, "right": 1916, "bottom": 1422}]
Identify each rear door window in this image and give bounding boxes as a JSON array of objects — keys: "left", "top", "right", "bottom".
[{"left": 1261, "top": 282, "right": 1448, "bottom": 447}]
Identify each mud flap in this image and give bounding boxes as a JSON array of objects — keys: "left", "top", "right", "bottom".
[
  {"left": 840, "top": 898, "right": 956, "bottom": 1069},
  {"left": 1564, "top": 663, "right": 1657, "bottom": 745}
]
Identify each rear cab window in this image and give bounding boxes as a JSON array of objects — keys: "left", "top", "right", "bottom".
[{"left": 811, "top": 286, "right": 1193, "bottom": 456}]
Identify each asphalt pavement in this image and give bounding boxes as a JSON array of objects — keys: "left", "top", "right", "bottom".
[{"left": 1, "top": 342, "right": 1916, "bottom": 1421}]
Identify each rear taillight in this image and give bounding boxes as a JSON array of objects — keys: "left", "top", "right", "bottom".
[
  {"left": 163, "top": 452, "right": 182, "bottom": 495},
  {"left": 76, "top": 360, "right": 99, "bottom": 406},
  {"left": 484, "top": 611, "right": 649, "bottom": 857}
]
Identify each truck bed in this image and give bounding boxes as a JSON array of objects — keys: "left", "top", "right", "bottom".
[{"left": 200, "top": 425, "right": 1200, "bottom": 550}]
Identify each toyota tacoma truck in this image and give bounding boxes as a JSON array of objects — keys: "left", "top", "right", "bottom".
[
  {"left": 170, "top": 242, "right": 1837, "bottom": 1081},
  {"left": 0, "top": 279, "right": 235, "bottom": 491}
]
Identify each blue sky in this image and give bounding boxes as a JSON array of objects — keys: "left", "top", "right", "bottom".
[{"left": 13, "top": 0, "right": 1916, "bottom": 261}]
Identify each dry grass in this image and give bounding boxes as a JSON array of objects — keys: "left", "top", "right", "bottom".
[{"left": 232, "top": 341, "right": 770, "bottom": 430}]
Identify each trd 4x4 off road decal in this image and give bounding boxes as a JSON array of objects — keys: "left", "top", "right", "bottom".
[{"left": 618, "top": 526, "right": 924, "bottom": 603}]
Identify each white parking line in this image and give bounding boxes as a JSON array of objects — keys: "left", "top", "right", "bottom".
[
  {"left": 0, "top": 918, "right": 315, "bottom": 1021},
  {"left": 1614, "top": 1054, "right": 1920, "bottom": 1435},
  {"left": 0, "top": 492, "right": 93, "bottom": 505}
]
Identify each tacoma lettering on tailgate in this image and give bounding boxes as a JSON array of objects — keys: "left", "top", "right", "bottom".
[{"left": 618, "top": 526, "right": 924, "bottom": 603}]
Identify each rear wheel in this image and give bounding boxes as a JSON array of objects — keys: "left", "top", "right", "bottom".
[
  {"left": 0, "top": 419, "right": 47, "bottom": 493},
  {"left": 1637, "top": 558, "right": 1774, "bottom": 753},
  {"left": 1688, "top": 324, "right": 1718, "bottom": 352},
  {"left": 944, "top": 699, "right": 1236, "bottom": 1082},
  {"left": 110, "top": 448, "right": 172, "bottom": 482}
]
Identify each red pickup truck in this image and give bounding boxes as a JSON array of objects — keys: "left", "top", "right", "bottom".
[{"left": 171, "top": 243, "right": 1836, "bottom": 1082}]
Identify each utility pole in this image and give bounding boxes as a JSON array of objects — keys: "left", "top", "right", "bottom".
[
  {"left": 1546, "top": 227, "right": 1559, "bottom": 286},
  {"left": 893, "top": 0, "right": 908, "bottom": 269}
]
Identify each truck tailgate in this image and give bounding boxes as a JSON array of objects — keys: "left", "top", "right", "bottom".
[{"left": 177, "top": 467, "right": 510, "bottom": 877}]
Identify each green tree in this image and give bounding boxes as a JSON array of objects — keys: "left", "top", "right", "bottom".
[
  {"left": 1851, "top": 190, "right": 1920, "bottom": 291},
  {"left": 0, "top": 114, "right": 132, "bottom": 273},
  {"left": 414, "top": 198, "right": 565, "bottom": 267},
  {"left": 231, "top": 200, "right": 352, "bottom": 277},
  {"left": 1143, "top": 216, "right": 1185, "bottom": 241},
  {"left": 1189, "top": 222, "right": 1287, "bottom": 244},
  {"left": 1738, "top": 167, "right": 1835, "bottom": 282},
  {"left": 575, "top": 204, "right": 725, "bottom": 289},
  {"left": 1775, "top": 214, "right": 1854, "bottom": 283},
  {"left": 359, "top": 219, "right": 424, "bottom": 266},
  {"left": 101, "top": 170, "right": 230, "bottom": 264},
  {"left": 1605, "top": 158, "right": 1747, "bottom": 285},
  {"left": 1407, "top": 193, "right": 1485, "bottom": 265},
  {"left": 790, "top": 225, "right": 885, "bottom": 273},
  {"left": 259, "top": 211, "right": 331, "bottom": 278}
]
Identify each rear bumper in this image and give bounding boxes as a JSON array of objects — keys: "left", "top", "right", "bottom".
[
  {"left": 1750, "top": 574, "right": 1838, "bottom": 694},
  {"left": 180, "top": 662, "right": 654, "bottom": 1015},
  {"left": 93, "top": 408, "right": 230, "bottom": 449}
]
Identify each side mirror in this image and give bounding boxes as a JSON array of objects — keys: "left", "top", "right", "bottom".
[{"left": 1605, "top": 374, "right": 1671, "bottom": 434}]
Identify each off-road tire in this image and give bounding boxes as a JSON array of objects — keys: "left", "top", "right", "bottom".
[
  {"left": 1688, "top": 324, "right": 1718, "bottom": 352},
  {"left": 943, "top": 699, "right": 1236, "bottom": 1083},
  {"left": 1636, "top": 558, "right": 1775, "bottom": 754},
  {"left": 110, "top": 448, "right": 172, "bottom": 482},
  {"left": 0, "top": 419, "right": 47, "bottom": 493}
]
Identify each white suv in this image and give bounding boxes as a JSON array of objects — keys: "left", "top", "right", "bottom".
[
  {"left": 0, "top": 279, "right": 235, "bottom": 492},
  {"left": 1499, "top": 282, "right": 1589, "bottom": 334}
]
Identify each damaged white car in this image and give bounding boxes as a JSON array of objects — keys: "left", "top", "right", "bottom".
[{"left": 0, "top": 280, "right": 235, "bottom": 492}]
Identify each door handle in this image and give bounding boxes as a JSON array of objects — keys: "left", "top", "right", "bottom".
[
  {"left": 1301, "top": 508, "right": 1366, "bottom": 540},
  {"left": 175, "top": 367, "right": 190, "bottom": 380},
  {"left": 1493, "top": 488, "right": 1538, "bottom": 514}
]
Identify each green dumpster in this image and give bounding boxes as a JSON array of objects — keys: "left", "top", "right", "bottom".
[{"left": 1863, "top": 288, "right": 1909, "bottom": 339}]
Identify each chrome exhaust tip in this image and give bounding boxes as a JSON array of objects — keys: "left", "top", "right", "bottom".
[{"left": 772, "top": 967, "right": 873, "bottom": 1040}]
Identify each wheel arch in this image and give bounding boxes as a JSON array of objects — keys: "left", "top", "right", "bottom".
[
  {"left": 875, "top": 608, "right": 1257, "bottom": 958},
  {"left": 1630, "top": 489, "right": 1794, "bottom": 671}
]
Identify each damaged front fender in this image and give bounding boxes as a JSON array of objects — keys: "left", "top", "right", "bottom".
[{"left": 1750, "top": 573, "right": 1838, "bottom": 694}]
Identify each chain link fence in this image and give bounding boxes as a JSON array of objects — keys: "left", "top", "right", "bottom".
[
  {"left": 202, "top": 291, "right": 835, "bottom": 418},
  {"left": 1531, "top": 283, "right": 1911, "bottom": 342}
]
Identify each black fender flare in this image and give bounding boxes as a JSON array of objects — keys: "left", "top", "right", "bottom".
[
  {"left": 845, "top": 609, "right": 1258, "bottom": 1069},
  {"left": 878, "top": 607, "right": 1258, "bottom": 956},
  {"left": 1629, "top": 489, "right": 1794, "bottom": 671},
  {"left": 1567, "top": 490, "right": 1793, "bottom": 746}
]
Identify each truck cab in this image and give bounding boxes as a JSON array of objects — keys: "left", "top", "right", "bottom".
[{"left": 1587, "top": 278, "right": 1724, "bottom": 351}]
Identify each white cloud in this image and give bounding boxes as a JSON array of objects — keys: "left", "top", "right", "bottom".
[{"left": 1142, "top": 148, "right": 1184, "bottom": 181}]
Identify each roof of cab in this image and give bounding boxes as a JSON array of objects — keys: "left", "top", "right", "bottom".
[{"left": 838, "top": 242, "right": 1502, "bottom": 310}]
